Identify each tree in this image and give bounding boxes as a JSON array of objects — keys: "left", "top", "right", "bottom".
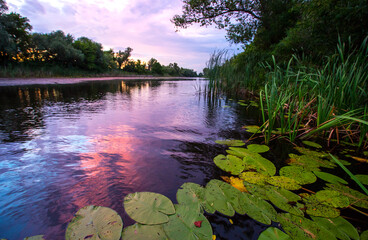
[
  {"left": 73, "top": 37, "right": 105, "bottom": 71},
  {"left": 172, "top": 0, "right": 299, "bottom": 47},
  {"left": 147, "top": 58, "right": 158, "bottom": 71},
  {"left": 115, "top": 47, "right": 132, "bottom": 69}
]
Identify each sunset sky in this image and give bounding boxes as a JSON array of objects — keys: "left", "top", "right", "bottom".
[{"left": 7, "top": 0, "right": 241, "bottom": 72}]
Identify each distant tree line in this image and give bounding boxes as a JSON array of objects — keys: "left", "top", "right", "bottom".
[{"left": 0, "top": 0, "right": 198, "bottom": 77}]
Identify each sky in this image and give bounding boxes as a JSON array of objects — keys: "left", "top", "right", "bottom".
[{"left": 7, "top": 0, "right": 242, "bottom": 73}]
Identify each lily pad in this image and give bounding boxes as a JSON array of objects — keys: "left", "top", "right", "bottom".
[
  {"left": 265, "top": 186, "right": 304, "bottom": 216},
  {"left": 214, "top": 154, "right": 244, "bottom": 175},
  {"left": 362, "top": 230, "right": 368, "bottom": 240},
  {"left": 65, "top": 205, "right": 123, "bottom": 240},
  {"left": 313, "top": 171, "right": 348, "bottom": 184},
  {"left": 287, "top": 154, "right": 321, "bottom": 171},
  {"left": 302, "top": 194, "right": 340, "bottom": 218},
  {"left": 24, "top": 236, "right": 45, "bottom": 240},
  {"left": 311, "top": 216, "right": 359, "bottom": 240},
  {"left": 279, "top": 166, "right": 317, "bottom": 185},
  {"left": 258, "top": 227, "right": 291, "bottom": 240},
  {"left": 215, "top": 139, "right": 245, "bottom": 147},
  {"left": 124, "top": 192, "right": 175, "bottom": 225},
  {"left": 240, "top": 192, "right": 277, "bottom": 225},
  {"left": 121, "top": 223, "right": 167, "bottom": 240},
  {"left": 294, "top": 147, "right": 328, "bottom": 158},
  {"left": 204, "top": 179, "right": 240, "bottom": 216},
  {"left": 326, "top": 183, "right": 368, "bottom": 209},
  {"left": 315, "top": 190, "right": 350, "bottom": 208},
  {"left": 163, "top": 204, "right": 212, "bottom": 240},
  {"left": 239, "top": 171, "right": 269, "bottom": 185},
  {"left": 176, "top": 182, "right": 214, "bottom": 214},
  {"left": 221, "top": 176, "right": 248, "bottom": 192},
  {"left": 266, "top": 176, "right": 301, "bottom": 190},
  {"left": 278, "top": 213, "right": 336, "bottom": 240},
  {"left": 355, "top": 174, "right": 368, "bottom": 185},
  {"left": 247, "top": 144, "right": 270, "bottom": 153},
  {"left": 243, "top": 182, "right": 269, "bottom": 200},
  {"left": 302, "top": 141, "right": 322, "bottom": 148},
  {"left": 242, "top": 125, "right": 261, "bottom": 134}
]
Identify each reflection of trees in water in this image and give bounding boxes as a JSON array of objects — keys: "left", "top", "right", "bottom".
[{"left": 0, "top": 80, "right": 163, "bottom": 142}]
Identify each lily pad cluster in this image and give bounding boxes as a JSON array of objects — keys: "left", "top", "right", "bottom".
[{"left": 212, "top": 139, "right": 367, "bottom": 240}]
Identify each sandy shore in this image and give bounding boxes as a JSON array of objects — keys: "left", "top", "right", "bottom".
[{"left": 0, "top": 76, "right": 200, "bottom": 86}]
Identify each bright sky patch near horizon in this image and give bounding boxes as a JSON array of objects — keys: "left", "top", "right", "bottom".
[{"left": 7, "top": 0, "right": 242, "bottom": 73}]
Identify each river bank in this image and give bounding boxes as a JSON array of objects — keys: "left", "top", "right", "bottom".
[{"left": 0, "top": 76, "right": 201, "bottom": 86}]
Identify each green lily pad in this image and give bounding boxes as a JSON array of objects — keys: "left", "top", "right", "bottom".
[
  {"left": 326, "top": 155, "right": 351, "bottom": 165},
  {"left": 176, "top": 182, "right": 215, "bottom": 214},
  {"left": 355, "top": 174, "right": 368, "bottom": 185},
  {"left": 267, "top": 176, "right": 301, "bottom": 190},
  {"left": 278, "top": 213, "right": 336, "bottom": 240},
  {"left": 24, "top": 236, "right": 45, "bottom": 240},
  {"left": 294, "top": 147, "right": 328, "bottom": 158},
  {"left": 124, "top": 192, "right": 175, "bottom": 225},
  {"left": 258, "top": 227, "right": 291, "bottom": 240},
  {"left": 326, "top": 183, "right": 368, "bottom": 209},
  {"left": 121, "top": 223, "right": 167, "bottom": 240},
  {"left": 361, "top": 230, "right": 368, "bottom": 240},
  {"left": 311, "top": 216, "right": 359, "bottom": 240},
  {"left": 239, "top": 171, "right": 269, "bottom": 185},
  {"left": 247, "top": 144, "right": 270, "bottom": 153},
  {"left": 214, "top": 154, "right": 245, "bottom": 175},
  {"left": 163, "top": 205, "right": 212, "bottom": 240},
  {"left": 65, "top": 205, "right": 123, "bottom": 240},
  {"left": 215, "top": 139, "right": 245, "bottom": 147},
  {"left": 265, "top": 186, "right": 304, "bottom": 216},
  {"left": 204, "top": 179, "right": 239, "bottom": 216},
  {"left": 240, "top": 192, "right": 277, "bottom": 225},
  {"left": 315, "top": 190, "right": 350, "bottom": 208},
  {"left": 243, "top": 125, "right": 261, "bottom": 134},
  {"left": 302, "top": 194, "right": 340, "bottom": 218},
  {"left": 302, "top": 141, "right": 322, "bottom": 148},
  {"left": 243, "top": 182, "right": 269, "bottom": 200},
  {"left": 238, "top": 102, "right": 248, "bottom": 106},
  {"left": 279, "top": 166, "right": 317, "bottom": 185},
  {"left": 313, "top": 171, "right": 348, "bottom": 184},
  {"left": 287, "top": 154, "right": 321, "bottom": 171},
  {"left": 364, "top": 151, "right": 368, "bottom": 157}
]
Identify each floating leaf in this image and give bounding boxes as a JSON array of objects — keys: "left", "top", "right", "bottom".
[
  {"left": 361, "top": 230, "right": 368, "bottom": 240},
  {"left": 214, "top": 154, "right": 244, "bottom": 175},
  {"left": 351, "top": 156, "right": 368, "bottom": 163},
  {"left": 315, "top": 190, "right": 350, "bottom": 208},
  {"left": 279, "top": 166, "right": 317, "bottom": 185},
  {"left": 326, "top": 155, "right": 351, "bottom": 166},
  {"left": 228, "top": 176, "right": 248, "bottom": 192},
  {"left": 124, "top": 192, "right": 175, "bottom": 225},
  {"left": 240, "top": 192, "right": 277, "bottom": 225},
  {"left": 311, "top": 216, "right": 359, "bottom": 240},
  {"left": 223, "top": 105, "right": 231, "bottom": 108},
  {"left": 247, "top": 144, "right": 270, "bottom": 153},
  {"left": 355, "top": 174, "right": 368, "bottom": 185},
  {"left": 288, "top": 153, "right": 335, "bottom": 170},
  {"left": 267, "top": 176, "right": 301, "bottom": 190},
  {"left": 258, "top": 227, "right": 291, "bottom": 240},
  {"left": 364, "top": 151, "right": 368, "bottom": 157},
  {"left": 215, "top": 139, "right": 245, "bottom": 147},
  {"left": 204, "top": 179, "right": 239, "bottom": 216},
  {"left": 294, "top": 147, "right": 328, "bottom": 158},
  {"left": 243, "top": 182, "right": 269, "bottom": 200},
  {"left": 239, "top": 172, "right": 269, "bottom": 185},
  {"left": 326, "top": 183, "right": 368, "bottom": 209},
  {"left": 302, "top": 141, "right": 322, "bottom": 148},
  {"left": 121, "top": 223, "right": 167, "bottom": 240},
  {"left": 242, "top": 125, "right": 260, "bottom": 134},
  {"left": 176, "top": 182, "right": 214, "bottom": 214},
  {"left": 163, "top": 205, "right": 212, "bottom": 240},
  {"left": 278, "top": 213, "right": 336, "bottom": 240},
  {"left": 24, "top": 236, "right": 45, "bottom": 240},
  {"left": 265, "top": 186, "right": 304, "bottom": 216},
  {"left": 65, "top": 206, "right": 123, "bottom": 240},
  {"left": 302, "top": 194, "right": 340, "bottom": 218},
  {"left": 238, "top": 102, "right": 248, "bottom": 106},
  {"left": 287, "top": 154, "right": 321, "bottom": 171},
  {"left": 313, "top": 171, "right": 348, "bottom": 185}
]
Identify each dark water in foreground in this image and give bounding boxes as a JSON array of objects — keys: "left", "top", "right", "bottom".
[{"left": 0, "top": 79, "right": 267, "bottom": 239}]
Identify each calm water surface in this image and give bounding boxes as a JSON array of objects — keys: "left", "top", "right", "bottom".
[{"left": 0, "top": 79, "right": 266, "bottom": 239}]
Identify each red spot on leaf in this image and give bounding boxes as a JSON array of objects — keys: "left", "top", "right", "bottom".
[{"left": 194, "top": 221, "right": 202, "bottom": 228}]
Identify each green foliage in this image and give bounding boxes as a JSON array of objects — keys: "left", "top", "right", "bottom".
[
  {"left": 266, "top": 176, "right": 301, "bottom": 190},
  {"left": 302, "top": 141, "right": 322, "bottom": 149},
  {"left": 176, "top": 182, "right": 214, "bottom": 213},
  {"left": 163, "top": 205, "right": 212, "bottom": 240},
  {"left": 279, "top": 166, "right": 317, "bottom": 185},
  {"left": 121, "top": 223, "right": 168, "bottom": 240},
  {"left": 240, "top": 172, "right": 268, "bottom": 185},
  {"left": 214, "top": 154, "right": 245, "bottom": 175},
  {"left": 265, "top": 186, "right": 304, "bottom": 216},
  {"left": 240, "top": 192, "right": 277, "bottom": 225},
  {"left": 247, "top": 144, "right": 269, "bottom": 153},
  {"left": 65, "top": 205, "right": 123, "bottom": 240},
  {"left": 311, "top": 216, "right": 360, "bottom": 240},
  {"left": 215, "top": 139, "right": 245, "bottom": 147},
  {"left": 315, "top": 190, "right": 350, "bottom": 208},
  {"left": 313, "top": 171, "right": 348, "bottom": 185},
  {"left": 115, "top": 47, "right": 132, "bottom": 69},
  {"left": 123, "top": 192, "right": 175, "bottom": 225},
  {"left": 326, "top": 183, "right": 368, "bottom": 209},
  {"left": 258, "top": 227, "right": 291, "bottom": 240}
]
